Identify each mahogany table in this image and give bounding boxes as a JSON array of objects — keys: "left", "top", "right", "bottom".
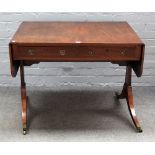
[{"left": 9, "top": 22, "right": 145, "bottom": 135}]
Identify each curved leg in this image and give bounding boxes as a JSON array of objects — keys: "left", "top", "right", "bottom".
[
  {"left": 115, "top": 83, "right": 127, "bottom": 99},
  {"left": 20, "top": 61, "right": 28, "bottom": 135},
  {"left": 126, "top": 86, "right": 142, "bottom": 132},
  {"left": 116, "top": 65, "right": 142, "bottom": 132}
]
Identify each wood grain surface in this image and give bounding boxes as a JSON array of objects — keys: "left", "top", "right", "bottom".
[{"left": 11, "top": 22, "right": 143, "bottom": 45}]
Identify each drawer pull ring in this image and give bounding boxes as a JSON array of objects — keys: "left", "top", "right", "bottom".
[
  {"left": 59, "top": 50, "right": 66, "bottom": 56},
  {"left": 121, "top": 50, "right": 126, "bottom": 55},
  {"left": 89, "top": 51, "right": 94, "bottom": 56},
  {"left": 28, "top": 49, "right": 35, "bottom": 55}
]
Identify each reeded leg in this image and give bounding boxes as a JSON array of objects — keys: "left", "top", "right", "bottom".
[
  {"left": 116, "top": 65, "right": 142, "bottom": 132},
  {"left": 20, "top": 61, "right": 28, "bottom": 135}
]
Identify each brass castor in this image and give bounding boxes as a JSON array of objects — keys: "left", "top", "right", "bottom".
[
  {"left": 23, "top": 129, "right": 27, "bottom": 135},
  {"left": 137, "top": 127, "right": 143, "bottom": 133}
]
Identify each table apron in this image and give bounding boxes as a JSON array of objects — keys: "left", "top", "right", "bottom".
[{"left": 12, "top": 46, "right": 142, "bottom": 61}]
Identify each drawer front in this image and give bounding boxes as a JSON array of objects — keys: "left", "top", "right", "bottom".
[{"left": 13, "top": 46, "right": 141, "bottom": 61}]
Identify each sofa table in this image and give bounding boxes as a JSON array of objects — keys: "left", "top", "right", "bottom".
[{"left": 9, "top": 21, "right": 145, "bottom": 135}]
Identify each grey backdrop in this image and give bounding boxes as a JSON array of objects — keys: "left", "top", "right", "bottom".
[{"left": 0, "top": 12, "right": 155, "bottom": 87}]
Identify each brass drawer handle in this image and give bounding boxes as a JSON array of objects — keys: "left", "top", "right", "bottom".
[
  {"left": 28, "top": 49, "right": 35, "bottom": 55},
  {"left": 89, "top": 51, "right": 94, "bottom": 56},
  {"left": 120, "top": 50, "right": 126, "bottom": 55},
  {"left": 59, "top": 50, "right": 66, "bottom": 56}
]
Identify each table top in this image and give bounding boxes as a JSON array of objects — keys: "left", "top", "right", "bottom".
[
  {"left": 11, "top": 21, "right": 143, "bottom": 45},
  {"left": 9, "top": 21, "right": 145, "bottom": 78}
]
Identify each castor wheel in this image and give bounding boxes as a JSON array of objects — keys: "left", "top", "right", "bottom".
[
  {"left": 23, "top": 128, "right": 27, "bottom": 135},
  {"left": 137, "top": 127, "right": 143, "bottom": 133}
]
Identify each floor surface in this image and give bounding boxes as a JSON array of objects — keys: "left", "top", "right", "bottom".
[{"left": 0, "top": 86, "right": 155, "bottom": 141}]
